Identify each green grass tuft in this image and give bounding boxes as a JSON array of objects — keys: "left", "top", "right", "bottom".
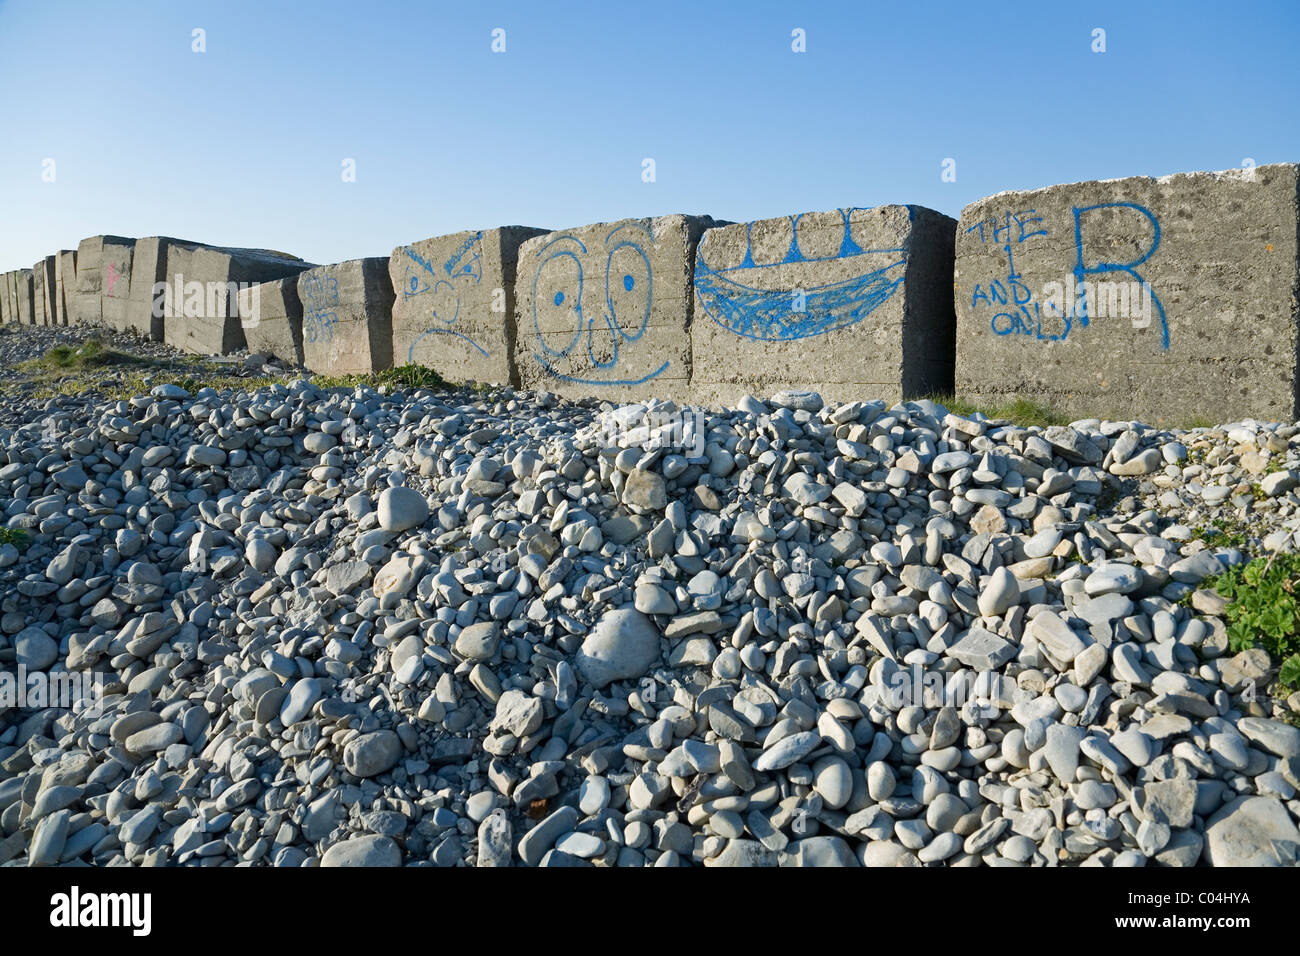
[
  {"left": 0, "top": 527, "right": 30, "bottom": 551},
  {"left": 922, "top": 393, "right": 1072, "bottom": 429},
  {"left": 312, "top": 363, "right": 447, "bottom": 392},
  {"left": 19, "top": 338, "right": 137, "bottom": 372},
  {"left": 1210, "top": 552, "right": 1300, "bottom": 691}
]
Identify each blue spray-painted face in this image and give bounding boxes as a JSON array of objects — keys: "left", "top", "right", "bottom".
[
  {"left": 693, "top": 208, "right": 908, "bottom": 342},
  {"left": 402, "top": 232, "right": 490, "bottom": 362},
  {"left": 533, "top": 241, "right": 585, "bottom": 358},
  {"left": 530, "top": 222, "right": 666, "bottom": 386}
]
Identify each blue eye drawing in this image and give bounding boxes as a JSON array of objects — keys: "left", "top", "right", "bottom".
[
  {"left": 399, "top": 248, "right": 432, "bottom": 299},
  {"left": 605, "top": 240, "right": 652, "bottom": 341},
  {"left": 532, "top": 241, "right": 584, "bottom": 357}
]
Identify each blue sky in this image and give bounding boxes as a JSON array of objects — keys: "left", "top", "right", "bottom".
[{"left": 2, "top": 0, "right": 1298, "bottom": 270}]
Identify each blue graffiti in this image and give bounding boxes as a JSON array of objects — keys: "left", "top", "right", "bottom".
[
  {"left": 967, "top": 204, "right": 1168, "bottom": 349},
  {"left": 966, "top": 214, "right": 1062, "bottom": 342},
  {"left": 303, "top": 273, "right": 340, "bottom": 344},
  {"left": 401, "top": 232, "right": 489, "bottom": 363},
  {"left": 694, "top": 208, "right": 907, "bottom": 340},
  {"left": 406, "top": 327, "right": 488, "bottom": 359},
  {"left": 530, "top": 222, "right": 663, "bottom": 386},
  {"left": 1073, "top": 202, "right": 1168, "bottom": 350}
]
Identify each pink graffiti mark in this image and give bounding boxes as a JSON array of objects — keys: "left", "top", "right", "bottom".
[{"left": 105, "top": 263, "right": 120, "bottom": 295}]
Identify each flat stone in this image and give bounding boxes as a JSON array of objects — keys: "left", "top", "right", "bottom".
[
  {"left": 576, "top": 608, "right": 661, "bottom": 688},
  {"left": 1028, "top": 611, "right": 1086, "bottom": 663},
  {"left": 321, "top": 834, "right": 402, "bottom": 867},
  {"left": 1204, "top": 796, "right": 1300, "bottom": 866},
  {"left": 754, "top": 731, "right": 820, "bottom": 772},
  {"left": 1237, "top": 717, "right": 1300, "bottom": 758},
  {"left": 1084, "top": 563, "right": 1142, "bottom": 596},
  {"left": 947, "top": 627, "right": 1017, "bottom": 670},
  {"left": 378, "top": 485, "right": 429, "bottom": 533},
  {"left": 455, "top": 621, "right": 500, "bottom": 661},
  {"left": 1141, "top": 777, "right": 1197, "bottom": 828},
  {"left": 344, "top": 730, "right": 403, "bottom": 778}
]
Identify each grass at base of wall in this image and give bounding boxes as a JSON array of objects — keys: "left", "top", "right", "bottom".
[
  {"left": 18, "top": 338, "right": 139, "bottom": 372},
  {"left": 4, "top": 338, "right": 452, "bottom": 403},
  {"left": 312, "top": 364, "right": 447, "bottom": 392},
  {"left": 921, "top": 393, "right": 1073, "bottom": 429}
]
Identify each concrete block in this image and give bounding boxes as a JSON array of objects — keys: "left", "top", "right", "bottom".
[
  {"left": 31, "top": 264, "right": 44, "bottom": 326},
  {"left": 33, "top": 256, "right": 56, "bottom": 326},
  {"left": 954, "top": 163, "right": 1300, "bottom": 424},
  {"left": 390, "top": 226, "right": 546, "bottom": 385},
  {"left": 7, "top": 271, "right": 20, "bottom": 325},
  {"left": 515, "top": 214, "right": 716, "bottom": 401},
  {"left": 238, "top": 276, "right": 305, "bottom": 365},
  {"left": 15, "top": 270, "right": 34, "bottom": 325},
  {"left": 74, "top": 235, "right": 133, "bottom": 326},
  {"left": 691, "top": 205, "right": 955, "bottom": 407},
  {"left": 55, "top": 250, "right": 77, "bottom": 325},
  {"left": 123, "top": 237, "right": 187, "bottom": 339},
  {"left": 98, "top": 237, "right": 137, "bottom": 332},
  {"left": 298, "top": 258, "right": 395, "bottom": 374},
  {"left": 163, "top": 246, "right": 311, "bottom": 355},
  {"left": 0, "top": 272, "right": 12, "bottom": 324}
]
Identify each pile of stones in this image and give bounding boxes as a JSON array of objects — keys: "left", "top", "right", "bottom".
[{"left": 1, "top": 380, "right": 1298, "bottom": 867}]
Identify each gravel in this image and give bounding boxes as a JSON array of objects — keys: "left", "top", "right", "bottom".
[{"left": 0, "top": 379, "right": 1298, "bottom": 867}]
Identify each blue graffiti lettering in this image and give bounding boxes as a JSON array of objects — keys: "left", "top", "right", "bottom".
[{"left": 1072, "top": 202, "right": 1169, "bottom": 350}]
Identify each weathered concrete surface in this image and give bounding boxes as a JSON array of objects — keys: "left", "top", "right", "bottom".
[
  {"left": 55, "top": 250, "right": 77, "bottom": 325},
  {"left": 15, "top": 270, "right": 34, "bottom": 325},
  {"left": 163, "top": 246, "right": 311, "bottom": 355},
  {"left": 515, "top": 215, "right": 716, "bottom": 401},
  {"left": 0, "top": 272, "right": 12, "bottom": 324},
  {"left": 239, "top": 276, "right": 305, "bottom": 366},
  {"left": 123, "top": 237, "right": 194, "bottom": 339},
  {"left": 74, "top": 235, "right": 133, "bottom": 326},
  {"left": 390, "top": 226, "right": 546, "bottom": 385},
  {"left": 98, "top": 237, "right": 137, "bottom": 332},
  {"left": 298, "top": 258, "right": 395, "bottom": 374},
  {"left": 691, "top": 205, "right": 955, "bottom": 407},
  {"left": 32, "top": 256, "right": 57, "bottom": 326},
  {"left": 955, "top": 163, "right": 1300, "bottom": 425}
]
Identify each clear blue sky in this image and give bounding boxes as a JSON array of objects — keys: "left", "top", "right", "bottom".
[{"left": 2, "top": 0, "right": 1298, "bottom": 270}]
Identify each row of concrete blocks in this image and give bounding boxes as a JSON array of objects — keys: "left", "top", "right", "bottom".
[{"left": 2, "top": 163, "right": 1297, "bottom": 424}]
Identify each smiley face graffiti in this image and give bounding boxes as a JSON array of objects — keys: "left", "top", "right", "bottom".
[{"left": 529, "top": 221, "right": 666, "bottom": 387}]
